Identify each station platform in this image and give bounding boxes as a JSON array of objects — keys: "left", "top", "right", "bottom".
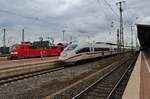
[
  {"left": 0, "top": 56, "right": 58, "bottom": 70},
  {"left": 122, "top": 51, "right": 150, "bottom": 99}
]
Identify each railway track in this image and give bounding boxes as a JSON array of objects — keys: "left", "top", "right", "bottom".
[
  {"left": 0, "top": 61, "right": 56, "bottom": 82},
  {"left": 0, "top": 57, "right": 107, "bottom": 85},
  {"left": 71, "top": 54, "right": 137, "bottom": 99},
  {"left": 0, "top": 53, "right": 134, "bottom": 91},
  {"left": 0, "top": 58, "right": 69, "bottom": 85},
  {"left": 0, "top": 53, "right": 120, "bottom": 85},
  {"left": 0, "top": 66, "right": 65, "bottom": 85}
]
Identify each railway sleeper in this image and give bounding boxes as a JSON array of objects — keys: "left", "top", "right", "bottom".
[
  {"left": 91, "top": 88, "right": 112, "bottom": 94},
  {"left": 96, "top": 86, "right": 113, "bottom": 90},
  {"left": 97, "top": 84, "right": 114, "bottom": 88},
  {"left": 87, "top": 92, "right": 108, "bottom": 97}
]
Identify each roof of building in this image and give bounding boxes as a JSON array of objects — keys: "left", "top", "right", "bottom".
[{"left": 137, "top": 24, "right": 150, "bottom": 50}]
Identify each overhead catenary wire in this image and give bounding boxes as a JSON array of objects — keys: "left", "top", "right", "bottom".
[
  {"left": 96, "top": 0, "right": 112, "bottom": 21},
  {"left": 96, "top": 0, "right": 119, "bottom": 24},
  {"left": 96, "top": 0, "right": 120, "bottom": 44},
  {"left": 96, "top": 0, "right": 136, "bottom": 29},
  {"left": 103, "top": 0, "right": 119, "bottom": 18}
]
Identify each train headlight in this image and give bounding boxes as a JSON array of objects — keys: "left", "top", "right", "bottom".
[
  {"left": 61, "top": 53, "right": 67, "bottom": 57},
  {"left": 11, "top": 52, "right": 18, "bottom": 54}
]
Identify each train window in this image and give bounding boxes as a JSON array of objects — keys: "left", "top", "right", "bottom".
[
  {"left": 114, "top": 48, "right": 118, "bottom": 51},
  {"left": 64, "top": 44, "right": 77, "bottom": 51},
  {"left": 91, "top": 47, "right": 93, "bottom": 51},
  {"left": 10, "top": 45, "right": 19, "bottom": 50},
  {"left": 94, "top": 48, "right": 109, "bottom": 51},
  {"left": 76, "top": 47, "right": 90, "bottom": 54},
  {"left": 105, "top": 48, "right": 110, "bottom": 51},
  {"left": 103, "top": 48, "right": 109, "bottom": 51},
  {"left": 94, "top": 48, "right": 103, "bottom": 51}
]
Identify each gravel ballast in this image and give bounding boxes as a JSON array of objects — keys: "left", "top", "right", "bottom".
[{"left": 0, "top": 55, "right": 122, "bottom": 99}]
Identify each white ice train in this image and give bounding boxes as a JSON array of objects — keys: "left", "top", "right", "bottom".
[{"left": 58, "top": 42, "right": 118, "bottom": 63}]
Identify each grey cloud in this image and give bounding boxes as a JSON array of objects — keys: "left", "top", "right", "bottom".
[{"left": 0, "top": 0, "right": 150, "bottom": 46}]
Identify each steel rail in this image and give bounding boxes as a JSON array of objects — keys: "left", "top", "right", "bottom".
[
  {"left": 0, "top": 53, "right": 132, "bottom": 87},
  {"left": 106, "top": 55, "right": 137, "bottom": 99},
  {"left": 0, "top": 67, "right": 65, "bottom": 85},
  {"left": 0, "top": 54, "right": 114, "bottom": 85},
  {"left": 72, "top": 57, "right": 130, "bottom": 99}
]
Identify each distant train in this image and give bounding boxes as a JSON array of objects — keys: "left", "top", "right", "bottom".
[
  {"left": 58, "top": 42, "right": 119, "bottom": 63},
  {"left": 8, "top": 41, "right": 66, "bottom": 59}
]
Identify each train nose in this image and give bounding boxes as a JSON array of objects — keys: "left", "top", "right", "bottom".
[
  {"left": 59, "top": 55, "right": 67, "bottom": 60},
  {"left": 59, "top": 52, "right": 70, "bottom": 61},
  {"left": 62, "top": 53, "right": 67, "bottom": 57}
]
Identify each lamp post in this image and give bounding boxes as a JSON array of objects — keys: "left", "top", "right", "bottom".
[
  {"left": 131, "top": 26, "right": 134, "bottom": 52},
  {"left": 39, "top": 37, "right": 43, "bottom": 60},
  {"left": 62, "top": 30, "right": 65, "bottom": 42}
]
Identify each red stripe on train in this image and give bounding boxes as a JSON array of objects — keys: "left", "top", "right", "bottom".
[
  {"left": 64, "top": 51, "right": 104, "bottom": 61},
  {"left": 65, "top": 54, "right": 82, "bottom": 61}
]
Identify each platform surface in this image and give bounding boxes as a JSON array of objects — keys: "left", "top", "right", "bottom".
[
  {"left": 0, "top": 56, "right": 58, "bottom": 69},
  {"left": 122, "top": 52, "right": 150, "bottom": 99}
]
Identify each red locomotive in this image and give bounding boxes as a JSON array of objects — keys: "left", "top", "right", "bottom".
[{"left": 8, "top": 41, "right": 66, "bottom": 59}]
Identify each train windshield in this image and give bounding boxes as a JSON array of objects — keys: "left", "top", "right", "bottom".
[
  {"left": 10, "top": 45, "right": 19, "bottom": 50},
  {"left": 64, "top": 44, "right": 77, "bottom": 51}
]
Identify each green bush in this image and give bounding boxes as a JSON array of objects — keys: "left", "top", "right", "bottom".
[{"left": 0, "top": 47, "right": 9, "bottom": 55}]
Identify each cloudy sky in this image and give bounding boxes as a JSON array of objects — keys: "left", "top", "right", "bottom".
[{"left": 0, "top": 0, "right": 150, "bottom": 46}]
